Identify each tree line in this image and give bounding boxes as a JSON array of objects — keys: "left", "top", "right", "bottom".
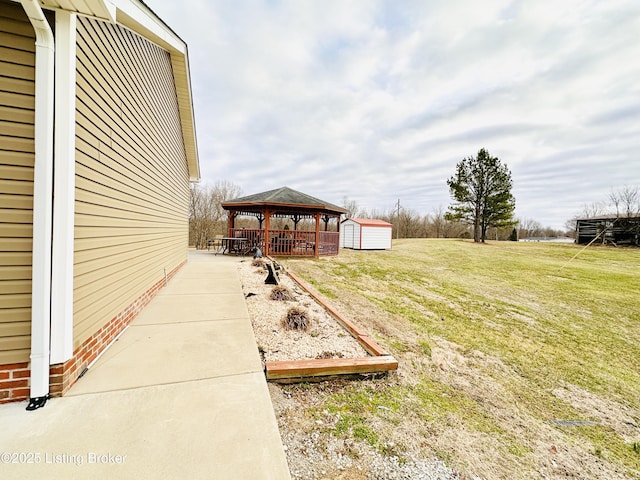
[{"left": 190, "top": 150, "right": 636, "bottom": 247}]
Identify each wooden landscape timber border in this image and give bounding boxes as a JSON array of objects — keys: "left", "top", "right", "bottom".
[{"left": 264, "top": 262, "right": 398, "bottom": 382}]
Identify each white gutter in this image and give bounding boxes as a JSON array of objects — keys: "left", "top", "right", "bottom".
[{"left": 20, "top": 0, "right": 55, "bottom": 411}]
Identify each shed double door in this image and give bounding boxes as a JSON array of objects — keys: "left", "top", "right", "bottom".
[{"left": 342, "top": 224, "right": 355, "bottom": 249}]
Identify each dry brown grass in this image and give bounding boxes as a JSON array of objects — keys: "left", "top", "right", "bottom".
[{"left": 272, "top": 239, "right": 640, "bottom": 480}]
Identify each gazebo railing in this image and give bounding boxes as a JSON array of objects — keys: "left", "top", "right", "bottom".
[
  {"left": 319, "top": 231, "right": 339, "bottom": 255},
  {"left": 229, "top": 228, "right": 339, "bottom": 256}
]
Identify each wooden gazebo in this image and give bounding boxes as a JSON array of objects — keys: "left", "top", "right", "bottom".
[{"left": 221, "top": 186, "right": 347, "bottom": 257}]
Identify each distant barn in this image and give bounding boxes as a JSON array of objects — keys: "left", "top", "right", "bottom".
[
  {"left": 340, "top": 218, "right": 393, "bottom": 250},
  {"left": 575, "top": 214, "right": 640, "bottom": 246}
]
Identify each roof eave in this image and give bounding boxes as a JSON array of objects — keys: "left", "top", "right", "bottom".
[{"left": 222, "top": 201, "right": 346, "bottom": 214}]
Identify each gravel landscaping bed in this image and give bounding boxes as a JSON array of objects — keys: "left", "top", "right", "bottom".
[{"left": 237, "top": 259, "right": 369, "bottom": 362}]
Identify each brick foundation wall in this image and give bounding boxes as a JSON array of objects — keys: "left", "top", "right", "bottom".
[
  {"left": 0, "top": 363, "right": 30, "bottom": 404},
  {"left": 0, "top": 260, "right": 185, "bottom": 404}
]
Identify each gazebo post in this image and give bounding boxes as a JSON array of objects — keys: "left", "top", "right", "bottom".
[
  {"left": 227, "top": 210, "right": 235, "bottom": 237},
  {"left": 314, "top": 213, "right": 321, "bottom": 258},
  {"left": 264, "top": 208, "right": 271, "bottom": 257}
]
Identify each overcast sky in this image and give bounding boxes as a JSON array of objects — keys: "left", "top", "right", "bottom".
[{"left": 149, "top": 0, "right": 639, "bottom": 230}]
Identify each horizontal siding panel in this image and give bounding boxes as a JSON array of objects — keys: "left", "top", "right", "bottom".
[
  {"left": 0, "top": 45, "right": 34, "bottom": 66},
  {"left": 0, "top": 165, "right": 33, "bottom": 180},
  {"left": 0, "top": 75, "right": 34, "bottom": 96},
  {"left": 74, "top": 236, "right": 185, "bottom": 282},
  {"left": 0, "top": 251, "right": 30, "bottom": 266},
  {"left": 0, "top": 30, "right": 34, "bottom": 51},
  {"left": 0, "top": 12, "right": 35, "bottom": 38},
  {"left": 77, "top": 28, "right": 183, "bottom": 161},
  {"left": 0, "top": 89, "right": 34, "bottom": 109},
  {"left": 0, "top": 135, "right": 34, "bottom": 153},
  {"left": 74, "top": 212, "right": 182, "bottom": 229},
  {"left": 75, "top": 99, "right": 112, "bottom": 147},
  {"left": 73, "top": 235, "right": 183, "bottom": 265},
  {"left": 0, "top": 119, "right": 33, "bottom": 137},
  {"left": 73, "top": 225, "right": 184, "bottom": 240},
  {"left": 74, "top": 231, "right": 184, "bottom": 252},
  {"left": 0, "top": 236, "right": 32, "bottom": 251},
  {"left": 0, "top": 321, "right": 29, "bottom": 337},
  {"left": 0, "top": 264, "right": 31, "bottom": 282},
  {"left": 0, "top": 279, "right": 30, "bottom": 294},
  {"left": 74, "top": 204, "right": 183, "bottom": 227},
  {"left": 0, "top": 152, "right": 34, "bottom": 168},
  {"left": 0, "top": 223, "right": 33, "bottom": 238},
  {"left": 0, "top": 293, "right": 30, "bottom": 309},
  {"left": 0, "top": 334, "right": 30, "bottom": 352},
  {"left": 0, "top": 61, "right": 34, "bottom": 81},
  {"left": 0, "top": 193, "right": 31, "bottom": 209},
  {"left": 75, "top": 178, "right": 185, "bottom": 219},
  {"left": 75, "top": 146, "right": 188, "bottom": 221},
  {"left": 75, "top": 139, "right": 185, "bottom": 209},
  {"left": 0, "top": 208, "right": 32, "bottom": 223},
  {"left": 0, "top": 349, "right": 29, "bottom": 364},
  {"left": 0, "top": 179, "right": 32, "bottom": 196},
  {"left": 0, "top": 307, "right": 30, "bottom": 323},
  {"left": 75, "top": 118, "right": 186, "bottom": 207},
  {"left": 0, "top": 104, "right": 33, "bottom": 124}
]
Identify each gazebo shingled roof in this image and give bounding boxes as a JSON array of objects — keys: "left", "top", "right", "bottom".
[
  {"left": 221, "top": 186, "right": 346, "bottom": 257},
  {"left": 221, "top": 186, "right": 347, "bottom": 215}
]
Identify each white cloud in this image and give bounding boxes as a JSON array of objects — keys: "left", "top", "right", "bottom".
[{"left": 148, "top": 0, "right": 640, "bottom": 230}]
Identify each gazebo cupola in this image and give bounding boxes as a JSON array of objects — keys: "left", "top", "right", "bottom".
[{"left": 221, "top": 186, "right": 347, "bottom": 257}]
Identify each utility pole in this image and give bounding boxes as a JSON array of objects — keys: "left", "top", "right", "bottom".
[{"left": 395, "top": 199, "right": 401, "bottom": 239}]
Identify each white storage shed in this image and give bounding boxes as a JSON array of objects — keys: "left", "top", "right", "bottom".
[{"left": 340, "top": 218, "right": 393, "bottom": 250}]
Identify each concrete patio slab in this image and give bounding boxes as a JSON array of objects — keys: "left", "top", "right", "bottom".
[
  {"left": 0, "top": 251, "right": 291, "bottom": 480},
  {"left": 67, "top": 318, "right": 261, "bottom": 396},
  {"left": 133, "top": 293, "right": 249, "bottom": 324},
  {"left": 0, "top": 372, "right": 289, "bottom": 480},
  {"left": 160, "top": 276, "right": 242, "bottom": 295}
]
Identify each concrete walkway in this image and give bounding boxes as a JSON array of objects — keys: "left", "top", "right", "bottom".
[{"left": 0, "top": 252, "right": 291, "bottom": 480}]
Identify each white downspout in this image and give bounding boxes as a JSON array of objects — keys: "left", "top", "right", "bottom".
[
  {"left": 50, "top": 10, "right": 77, "bottom": 368},
  {"left": 20, "top": 0, "right": 55, "bottom": 410}
]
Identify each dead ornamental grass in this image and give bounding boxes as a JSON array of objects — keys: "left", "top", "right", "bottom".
[{"left": 276, "top": 240, "right": 640, "bottom": 480}]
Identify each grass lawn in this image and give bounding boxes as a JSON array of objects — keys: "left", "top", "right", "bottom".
[{"left": 283, "top": 239, "right": 640, "bottom": 479}]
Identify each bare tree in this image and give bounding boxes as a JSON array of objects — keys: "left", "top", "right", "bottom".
[
  {"left": 189, "top": 181, "right": 242, "bottom": 249},
  {"left": 394, "top": 208, "right": 425, "bottom": 238},
  {"left": 342, "top": 196, "right": 366, "bottom": 219},
  {"left": 565, "top": 201, "right": 608, "bottom": 233},
  {"left": 518, "top": 218, "right": 543, "bottom": 239},
  {"left": 429, "top": 205, "right": 448, "bottom": 238},
  {"left": 609, "top": 185, "right": 639, "bottom": 217}
]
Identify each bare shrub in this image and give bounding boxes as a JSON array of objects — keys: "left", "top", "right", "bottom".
[
  {"left": 252, "top": 258, "right": 265, "bottom": 268},
  {"left": 316, "top": 351, "right": 344, "bottom": 359},
  {"left": 283, "top": 307, "right": 310, "bottom": 331},
  {"left": 270, "top": 285, "right": 292, "bottom": 301}
]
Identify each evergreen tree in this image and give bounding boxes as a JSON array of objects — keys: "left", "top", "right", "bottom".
[{"left": 445, "top": 148, "right": 516, "bottom": 243}]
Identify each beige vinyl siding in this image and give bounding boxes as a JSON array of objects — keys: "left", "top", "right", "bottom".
[
  {"left": 74, "top": 16, "right": 189, "bottom": 347},
  {"left": 0, "top": 1, "right": 34, "bottom": 364}
]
